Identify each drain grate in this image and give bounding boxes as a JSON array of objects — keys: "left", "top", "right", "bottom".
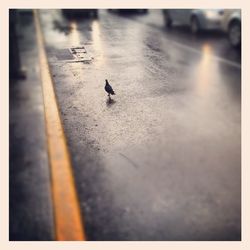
[
  {"left": 55, "top": 46, "right": 92, "bottom": 62},
  {"left": 55, "top": 49, "right": 75, "bottom": 60}
]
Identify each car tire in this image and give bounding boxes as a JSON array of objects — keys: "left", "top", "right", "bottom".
[
  {"left": 190, "top": 16, "right": 200, "bottom": 34},
  {"left": 228, "top": 20, "right": 241, "bottom": 48},
  {"left": 164, "top": 11, "right": 172, "bottom": 28}
]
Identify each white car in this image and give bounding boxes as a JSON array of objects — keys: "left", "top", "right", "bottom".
[
  {"left": 221, "top": 9, "right": 241, "bottom": 48},
  {"left": 163, "top": 9, "right": 225, "bottom": 34}
]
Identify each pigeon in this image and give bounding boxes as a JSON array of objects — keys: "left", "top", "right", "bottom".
[{"left": 105, "top": 79, "right": 115, "bottom": 97}]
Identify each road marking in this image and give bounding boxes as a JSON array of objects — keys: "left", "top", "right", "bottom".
[
  {"left": 120, "top": 14, "right": 241, "bottom": 69},
  {"left": 34, "top": 10, "right": 86, "bottom": 241},
  {"left": 167, "top": 37, "right": 241, "bottom": 69},
  {"left": 156, "top": 28, "right": 241, "bottom": 69}
]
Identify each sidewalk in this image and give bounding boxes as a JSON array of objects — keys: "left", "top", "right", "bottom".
[{"left": 9, "top": 11, "right": 54, "bottom": 240}]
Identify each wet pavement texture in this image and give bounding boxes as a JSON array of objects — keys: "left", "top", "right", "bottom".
[
  {"left": 116, "top": 10, "right": 241, "bottom": 64},
  {"left": 40, "top": 9, "right": 240, "bottom": 240},
  {"left": 9, "top": 13, "right": 54, "bottom": 240}
]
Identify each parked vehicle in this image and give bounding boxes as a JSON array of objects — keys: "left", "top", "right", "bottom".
[
  {"left": 62, "top": 9, "right": 98, "bottom": 18},
  {"left": 163, "top": 9, "right": 224, "bottom": 34},
  {"left": 108, "top": 9, "right": 148, "bottom": 14},
  {"left": 221, "top": 9, "right": 241, "bottom": 48}
]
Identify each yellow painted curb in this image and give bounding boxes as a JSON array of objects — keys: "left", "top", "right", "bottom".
[{"left": 34, "top": 9, "right": 86, "bottom": 241}]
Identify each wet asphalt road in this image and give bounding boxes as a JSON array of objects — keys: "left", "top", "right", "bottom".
[{"left": 40, "top": 10, "right": 241, "bottom": 240}]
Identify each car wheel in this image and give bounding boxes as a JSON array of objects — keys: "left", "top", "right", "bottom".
[
  {"left": 228, "top": 21, "right": 241, "bottom": 48},
  {"left": 164, "top": 11, "right": 172, "bottom": 28},
  {"left": 190, "top": 16, "right": 200, "bottom": 34}
]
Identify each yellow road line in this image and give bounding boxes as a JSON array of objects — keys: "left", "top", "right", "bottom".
[{"left": 33, "top": 10, "right": 86, "bottom": 241}]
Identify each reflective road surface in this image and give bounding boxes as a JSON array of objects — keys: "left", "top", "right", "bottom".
[{"left": 37, "top": 9, "right": 241, "bottom": 240}]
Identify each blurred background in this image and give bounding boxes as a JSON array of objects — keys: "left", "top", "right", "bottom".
[{"left": 9, "top": 9, "right": 241, "bottom": 241}]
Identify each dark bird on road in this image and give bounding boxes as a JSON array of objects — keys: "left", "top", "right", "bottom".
[{"left": 105, "top": 79, "right": 115, "bottom": 98}]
